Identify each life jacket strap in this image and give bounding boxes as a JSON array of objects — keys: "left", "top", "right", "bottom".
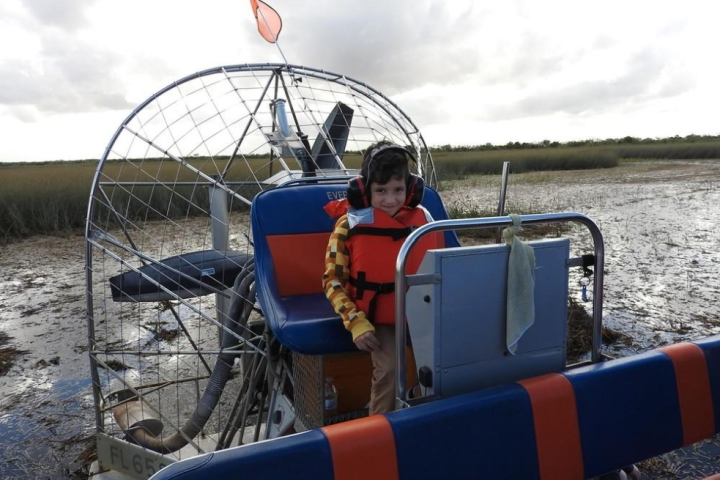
[
  {"left": 349, "top": 272, "right": 396, "bottom": 323},
  {"left": 349, "top": 273, "right": 396, "bottom": 297}
]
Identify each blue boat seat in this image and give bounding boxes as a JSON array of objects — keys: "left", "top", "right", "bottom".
[{"left": 251, "top": 181, "right": 459, "bottom": 355}]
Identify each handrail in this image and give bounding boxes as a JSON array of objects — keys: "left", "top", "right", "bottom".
[{"left": 394, "top": 212, "right": 605, "bottom": 409}]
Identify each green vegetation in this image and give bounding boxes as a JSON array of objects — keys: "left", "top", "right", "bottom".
[
  {"left": 432, "top": 147, "right": 618, "bottom": 180},
  {"left": 445, "top": 196, "right": 498, "bottom": 220},
  {"left": 1, "top": 134, "right": 718, "bottom": 243},
  {"left": 0, "top": 163, "right": 95, "bottom": 242},
  {"left": 429, "top": 134, "right": 720, "bottom": 180},
  {"left": 430, "top": 133, "right": 720, "bottom": 152},
  {"left": 0, "top": 159, "right": 262, "bottom": 243},
  {"left": 614, "top": 142, "right": 720, "bottom": 160},
  {"left": 444, "top": 196, "right": 571, "bottom": 240}
]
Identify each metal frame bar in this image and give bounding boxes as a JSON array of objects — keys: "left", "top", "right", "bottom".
[
  {"left": 83, "top": 61, "right": 438, "bottom": 447},
  {"left": 394, "top": 212, "right": 605, "bottom": 409}
]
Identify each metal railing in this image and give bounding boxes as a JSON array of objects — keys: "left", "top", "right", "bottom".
[{"left": 394, "top": 212, "right": 605, "bottom": 408}]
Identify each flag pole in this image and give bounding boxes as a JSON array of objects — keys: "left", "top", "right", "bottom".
[{"left": 255, "top": 6, "right": 290, "bottom": 65}]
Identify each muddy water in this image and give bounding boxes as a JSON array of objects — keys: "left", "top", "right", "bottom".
[
  {"left": 1, "top": 160, "right": 720, "bottom": 479},
  {"left": 0, "top": 234, "right": 95, "bottom": 479},
  {"left": 444, "top": 160, "right": 720, "bottom": 354}
]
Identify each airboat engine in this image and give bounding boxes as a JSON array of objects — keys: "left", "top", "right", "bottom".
[{"left": 85, "top": 62, "right": 438, "bottom": 478}]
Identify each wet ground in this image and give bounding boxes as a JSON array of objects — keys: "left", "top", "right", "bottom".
[
  {"left": 0, "top": 234, "right": 95, "bottom": 478},
  {"left": 1, "top": 160, "right": 720, "bottom": 479},
  {"left": 443, "top": 160, "right": 720, "bottom": 353}
]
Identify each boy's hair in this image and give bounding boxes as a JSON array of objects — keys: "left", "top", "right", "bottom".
[{"left": 361, "top": 140, "right": 414, "bottom": 186}]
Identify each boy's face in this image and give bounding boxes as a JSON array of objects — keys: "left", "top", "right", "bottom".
[{"left": 370, "top": 177, "right": 406, "bottom": 217}]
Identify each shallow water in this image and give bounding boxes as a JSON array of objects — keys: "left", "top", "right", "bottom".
[
  {"left": 0, "top": 234, "right": 95, "bottom": 479},
  {"left": 1, "top": 160, "right": 720, "bottom": 479}
]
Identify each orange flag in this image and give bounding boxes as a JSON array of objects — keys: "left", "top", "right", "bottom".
[{"left": 249, "top": 0, "right": 282, "bottom": 43}]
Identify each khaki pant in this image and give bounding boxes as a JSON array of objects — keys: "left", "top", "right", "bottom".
[{"left": 369, "top": 325, "right": 418, "bottom": 415}]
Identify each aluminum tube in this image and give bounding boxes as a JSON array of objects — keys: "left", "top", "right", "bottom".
[
  {"left": 495, "top": 162, "right": 510, "bottom": 243},
  {"left": 272, "top": 99, "right": 291, "bottom": 137},
  {"left": 210, "top": 178, "right": 230, "bottom": 346}
]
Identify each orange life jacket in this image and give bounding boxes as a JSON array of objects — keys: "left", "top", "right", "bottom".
[{"left": 345, "top": 206, "right": 443, "bottom": 325}]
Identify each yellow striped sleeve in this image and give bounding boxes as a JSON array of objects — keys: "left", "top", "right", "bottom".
[{"left": 322, "top": 215, "right": 374, "bottom": 340}]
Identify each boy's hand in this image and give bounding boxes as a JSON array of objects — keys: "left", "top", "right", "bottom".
[{"left": 354, "top": 331, "right": 380, "bottom": 352}]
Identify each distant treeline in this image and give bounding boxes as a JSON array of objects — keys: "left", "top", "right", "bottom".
[
  {"left": 428, "top": 133, "right": 720, "bottom": 152},
  {"left": 426, "top": 134, "right": 720, "bottom": 179}
]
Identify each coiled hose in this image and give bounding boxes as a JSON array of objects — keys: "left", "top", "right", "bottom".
[{"left": 126, "top": 256, "right": 256, "bottom": 453}]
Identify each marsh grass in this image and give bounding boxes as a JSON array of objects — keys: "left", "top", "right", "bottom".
[
  {"left": 616, "top": 142, "right": 720, "bottom": 160},
  {"left": 0, "top": 163, "right": 95, "bottom": 241},
  {"left": 566, "top": 298, "right": 629, "bottom": 363},
  {"left": 0, "top": 158, "right": 264, "bottom": 242},
  {"left": 2, "top": 142, "right": 719, "bottom": 242},
  {"left": 444, "top": 193, "right": 572, "bottom": 240},
  {"left": 432, "top": 147, "right": 619, "bottom": 181}
]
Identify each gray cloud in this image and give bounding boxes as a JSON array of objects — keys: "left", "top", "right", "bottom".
[
  {"left": 22, "top": 0, "right": 98, "bottom": 30},
  {"left": 5, "top": 105, "right": 39, "bottom": 123},
  {"left": 272, "top": 0, "right": 631, "bottom": 107},
  {"left": 480, "top": 31, "right": 570, "bottom": 88},
  {"left": 0, "top": 0, "right": 703, "bottom": 131},
  {"left": 0, "top": 1, "right": 136, "bottom": 121},
  {"left": 0, "top": 33, "right": 134, "bottom": 119},
  {"left": 652, "top": 73, "right": 695, "bottom": 99},
  {"left": 279, "top": 0, "right": 482, "bottom": 94},
  {"left": 488, "top": 48, "right": 694, "bottom": 120}
]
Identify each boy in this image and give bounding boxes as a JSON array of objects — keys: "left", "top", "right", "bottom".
[{"left": 322, "top": 140, "right": 441, "bottom": 414}]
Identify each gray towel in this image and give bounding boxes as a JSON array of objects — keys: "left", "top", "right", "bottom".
[{"left": 503, "top": 214, "right": 536, "bottom": 355}]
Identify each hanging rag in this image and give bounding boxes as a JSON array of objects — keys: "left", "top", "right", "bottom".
[{"left": 503, "top": 214, "right": 536, "bottom": 355}]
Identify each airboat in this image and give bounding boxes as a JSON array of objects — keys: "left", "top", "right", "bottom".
[{"left": 84, "top": 62, "right": 720, "bottom": 480}]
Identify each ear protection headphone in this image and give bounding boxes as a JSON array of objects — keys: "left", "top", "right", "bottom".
[{"left": 346, "top": 144, "right": 425, "bottom": 210}]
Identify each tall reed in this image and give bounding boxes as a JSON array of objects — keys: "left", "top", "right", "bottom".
[
  {"left": 432, "top": 147, "right": 618, "bottom": 181},
  {"left": 1, "top": 141, "right": 718, "bottom": 243},
  {"left": 614, "top": 142, "right": 720, "bottom": 160}
]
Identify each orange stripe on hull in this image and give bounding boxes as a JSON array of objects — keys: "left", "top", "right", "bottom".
[
  {"left": 660, "top": 342, "right": 715, "bottom": 445},
  {"left": 518, "top": 373, "right": 584, "bottom": 480},
  {"left": 322, "top": 415, "right": 399, "bottom": 480}
]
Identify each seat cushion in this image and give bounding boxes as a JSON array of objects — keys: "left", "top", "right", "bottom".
[
  {"left": 259, "top": 292, "right": 355, "bottom": 355},
  {"left": 251, "top": 181, "right": 458, "bottom": 354}
]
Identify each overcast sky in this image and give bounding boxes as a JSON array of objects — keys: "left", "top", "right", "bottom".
[{"left": 1, "top": 0, "right": 718, "bottom": 162}]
